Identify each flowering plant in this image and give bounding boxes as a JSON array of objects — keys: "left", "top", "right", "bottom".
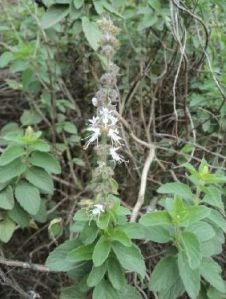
[{"left": 46, "top": 18, "right": 145, "bottom": 299}]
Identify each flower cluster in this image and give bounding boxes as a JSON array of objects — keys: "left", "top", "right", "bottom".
[{"left": 85, "top": 17, "right": 124, "bottom": 164}]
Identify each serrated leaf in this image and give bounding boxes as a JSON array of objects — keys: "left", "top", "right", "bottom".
[
  {"left": 20, "top": 110, "right": 42, "bottom": 126},
  {"left": 207, "top": 209, "right": 226, "bottom": 233},
  {"left": 118, "top": 223, "right": 146, "bottom": 240},
  {"left": 0, "top": 52, "right": 13, "bottom": 68},
  {"left": 0, "top": 217, "right": 16, "bottom": 243},
  {"left": 15, "top": 182, "right": 41, "bottom": 215},
  {"left": 67, "top": 244, "right": 93, "bottom": 263},
  {"left": 92, "top": 237, "right": 111, "bottom": 267},
  {"left": 41, "top": 4, "right": 70, "bottom": 29},
  {"left": 8, "top": 202, "right": 30, "bottom": 228},
  {"left": 86, "top": 263, "right": 106, "bottom": 287},
  {"left": 149, "top": 256, "right": 180, "bottom": 292},
  {"left": 80, "top": 222, "right": 99, "bottom": 245},
  {"left": 144, "top": 225, "right": 172, "bottom": 243},
  {"left": 201, "top": 258, "right": 225, "bottom": 293},
  {"left": 93, "top": 279, "right": 119, "bottom": 299},
  {"left": 46, "top": 240, "right": 81, "bottom": 271},
  {"left": 112, "top": 243, "right": 145, "bottom": 278},
  {"left": 63, "top": 122, "right": 77, "bottom": 134},
  {"left": 0, "top": 158, "right": 26, "bottom": 183},
  {"left": 139, "top": 211, "right": 172, "bottom": 226},
  {"left": 186, "top": 221, "right": 215, "bottom": 242},
  {"left": 30, "top": 151, "right": 61, "bottom": 174},
  {"left": 0, "top": 186, "right": 14, "bottom": 210},
  {"left": 203, "top": 186, "right": 224, "bottom": 213},
  {"left": 111, "top": 229, "right": 132, "bottom": 247},
  {"left": 73, "top": 0, "right": 84, "bottom": 9},
  {"left": 30, "top": 140, "right": 50, "bottom": 152},
  {"left": 180, "top": 232, "right": 201, "bottom": 269},
  {"left": 0, "top": 144, "right": 25, "bottom": 166},
  {"left": 32, "top": 199, "right": 47, "bottom": 223},
  {"left": 178, "top": 251, "right": 200, "bottom": 299},
  {"left": 97, "top": 212, "right": 110, "bottom": 230},
  {"left": 107, "top": 257, "right": 125, "bottom": 290},
  {"left": 60, "top": 285, "right": 86, "bottom": 299},
  {"left": 82, "top": 17, "right": 102, "bottom": 51},
  {"left": 158, "top": 182, "right": 193, "bottom": 200},
  {"left": 207, "top": 286, "right": 226, "bottom": 299},
  {"left": 119, "top": 285, "right": 143, "bottom": 299},
  {"left": 25, "top": 167, "right": 54, "bottom": 194}
]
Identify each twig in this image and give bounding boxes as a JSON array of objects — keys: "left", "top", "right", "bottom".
[
  {"left": 131, "top": 147, "right": 155, "bottom": 222},
  {"left": 0, "top": 258, "right": 49, "bottom": 272}
]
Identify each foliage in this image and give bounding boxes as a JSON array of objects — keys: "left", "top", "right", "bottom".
[
  {"left": 0, "top": 126, "right": 60, "bottom": 242},
  {"left": 140, "top": 160, "right": 226, "bottom": 299},
  {"left": 0, "top": 0, "right": 225, "bottom": 298}
]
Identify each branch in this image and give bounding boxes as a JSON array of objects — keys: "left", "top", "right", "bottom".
[
  {"left": 130, "top": 146, "right": 155, "bottom": 222},
  {"left": 0, "top": 258, "right": 49, "bottom": 272}
]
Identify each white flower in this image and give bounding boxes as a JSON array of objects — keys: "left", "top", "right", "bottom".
[
  {"left": 84, "top": 127, "right": 101, "bottom": 149},
  {"left": 110, "top": 147, "right": 124, "bottom": 163},
  {"left": 92, "top": 204, "right": 105, "bottom": 216},
  {"left": 99, "top": 108, "right": 117, "bottom": 127},
  {"left": 92, "top": 97, "right": 98, "bottom": 107},
  {"left": 88, "top": 116, "right": 99, "bottom": 126},
  {"left": 108, "top": 128, "right": 121, "bottom": 144}
]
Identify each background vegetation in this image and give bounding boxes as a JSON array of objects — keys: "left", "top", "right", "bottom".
[{"left": 0, "top": 0, "right": 226, "bottom": 298}]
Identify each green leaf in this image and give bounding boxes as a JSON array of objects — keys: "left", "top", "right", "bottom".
[
  {"left": 149, "top": 255, "right": 180, "bottom": 292},
  {"left": 30, "top": 151, "right": 61, "bottom": 174},
  {"left": 97, "top": 212, "right": 110, "bottom": 230},
  {"left": 15, "top": 182, "right": 41, "bottom": 215},
  {"left": 82, "top": 17, "right": 102, "bottom": 51},
  {"left": 186, "top": 206, "right": 210, "bottom": 225},
  {"left": 207, "top": 209, "right": 226, "bottom": 233},
  {"left": 118, "top": 223, "right": 146, "bottom": 240},
  {"left": 8, "top": 202, "right": 30, "bottom": 228},
  {"left": 80, "top": 222, "right": 99, "bottom": 245},
  {"left": 186, "top": 221, "right": 215, "bottom": 242},
  {"left": 33, "top": 199, "right": 47, "bottom": 223},
  {"left": 60, "top": 285, "right": 86, "bottom": 299},
  {"left": 92, "top": 237, "right": 111, "bottom": 267},
  {"left": 87, "top": 263, "right": 107, "bottom": 287},
  {"left": 41, "top": 4, "right": 70, "bottom": 29},
  {"left": 144, "top": 226, "right": 172, "bottom": 243},
  {"left": 110, "top": 229, "right": 132, "bottom": 247},
  {"left": 30, "top": 140, "right": 50, "bottom": 152},
  {"left": 0, "top": 217, "right": 16, "bottom": 243},
  {"left": 107, "top": 257, "right": 125, "bottom": 290},
  {"left": 180, "top": 232, "right": 201, "bottom": 269},
  {"left": 20, "top": 110, "right": 42, "bottom": 126},
  {"left": 203, "top": 186, "right": 224, "bottom": 213},
  {"left": 46, "top": 240, "right": 82, "bottom": 271},
  {"left": 93, "top": 279, "right": 119, "bottom": 299},
  {"left": 0, "top": 52, "right": 13, "bottom": 68},
  {"left": 73, "top": 209, "right": 89, "bottom": 221},
  {"left": 25, "top": 167, "right": 54, "bottom": 194},
  {"left": 158, "top": 278, "right": 185, "bottom": 299},
  {"left": 200, "top": 258, "right": 225, "bottom": 293},
  {"left": 0, "top": 158, "right": 26, "bottom": 183},
  {"left": 158, "top": 182, "right": 193, "bottom": 200},
  {"left": 0, "top": 144, "right": 24, "bottom": 166},
  {"left": 119, "top": 285, "right": 143, "bottom": 299},
  {"left": 207, "top": 286, "right": 226, "bottom": 299},
  {"left": 178, "top": 251, "right": 200, "bottom": 299},
  {"left": 63, "top": 122, "right": 78, "bottom": 134},
  {"left": 73, "top": 0, "right": 84, "bottom": 9},
  {"left": 112, "top": 243, "right": 145, "bottom": 278},
  {"left": 0, "top": 186, "right": 14, "bottom": 210},
  {"left": 68, "top": 244, "right": 93, "bottom": 263},
  {"left": 139, "top": 211, "right": 172, "bottom": 226}
]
